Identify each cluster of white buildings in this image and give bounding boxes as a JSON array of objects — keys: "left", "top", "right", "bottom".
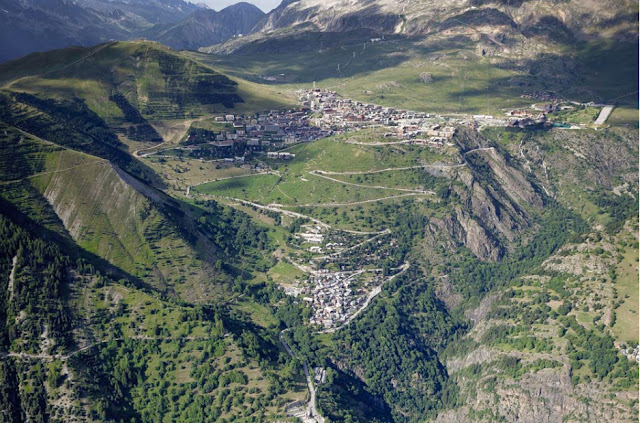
[
  {"left": 298, "top": 89, "right": 462, "bottom": 146},
  {"left": 297, "top": 226, "right": 325, "bottom": 244},
  {"left": 305, "top": 272, "right": 364, "bottom": 328},
  {"left": 299, "top": 89, "right": 433, "bottom": 128},
  {"left": 266, "top": 151, "right": 296, "bottom": 159},
  {"left": 313, "top": 367, "right": 327, "bottom": 384},
  {"left": 390, "top": 122, "right": 457, "bottom": 146},
  {"left": 187, "top": 109, "right": 332, "bottom": 149}
]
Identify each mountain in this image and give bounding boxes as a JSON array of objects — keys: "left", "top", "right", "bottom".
[
  {"left": 78, "top": 0, "right": 201, "bottom": 26},
  {"left": 0, "top": 0, "right": 200, "bottom": 62},
  {"left": 0, "top": 44, "right": 302, "bottom": 421},
  {"left": 207, "top": 0, "right": 638, "bottom": 59},
  {"left": 143, "top": 2, "right": 266, "bottom": 50},
  {"left": 0, "top": 2, "right": 637, "bottom": 423},
  {"left": 0, "top": 40, "right": 292, "bottom": 120},
  {"left": 199, "top": 0, "right": 637, "bottom": 116},
  {"left": 252, "top": 0, "right": 638, "bottom": 40}
]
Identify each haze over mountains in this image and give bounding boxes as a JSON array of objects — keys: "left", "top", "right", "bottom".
[
  {"left": 0, "top": 0, "right": 264, "bottom": 61},
  {"left": 1, "top": 0, "right": 637, "bottom": 62}
]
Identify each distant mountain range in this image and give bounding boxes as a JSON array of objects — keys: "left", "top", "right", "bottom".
[
  {"left": 0, "top": 0, "right": 264, "bottom": 62},
  {"left": 142, "top": 2, "right": 265, "bottom": 50},
  {"left": 1, "top": 0, "right": 637, "bottom": 62},
  {"left": 205, "top": 0, "right": 639, "bottom": 55}
]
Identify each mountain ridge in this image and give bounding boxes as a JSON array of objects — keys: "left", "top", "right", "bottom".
[{"left": 142, "top": 2, "right": 265, "bottom": 50}]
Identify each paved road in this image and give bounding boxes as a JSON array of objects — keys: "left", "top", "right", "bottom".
[
  {"left": 211, "top": 196, "right": 392, "bottom": 235},
  {"left": 223, "top": 197, "right": 331, "bottom": 229},
  {"left": 464, "top": 146, "right": 495, "bottom": 155},
  {"left": 343, "top": 139, "right": 416, "bottom": 146},
  {"left": 279, "top": 330, "right": 325, "bottom": 423},
  {"left": 312, "top": 162, "right": 466, "bottom": 176},
  {"left": 313, "top": 166, "right": 425, "bottom": 175},
  {"left": 309, "top": 171, "right": 434, "bottom": 194},
  {"left": 280, "top": 192, "right": 428, "bottom": 208}
]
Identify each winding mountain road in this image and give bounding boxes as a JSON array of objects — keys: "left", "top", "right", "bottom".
[
  {"left": 279, "top": 330, "right": 325, "bottom": 423},
  {"left": 309, "top": 170, "right": 434, "bottom": 194}
]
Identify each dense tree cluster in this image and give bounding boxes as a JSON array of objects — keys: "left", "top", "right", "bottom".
[
  {"left": 324, "top": 269, "right": 463, "bottom": 423},
  {"left": 0, "top": 213, "right": 73, "bottom": 354},
  {"left": 195, "top": 199, "right": 272, "bottom": 260},
  {"left": 446, "top": 202, "right": 589, "bottom": 300}
]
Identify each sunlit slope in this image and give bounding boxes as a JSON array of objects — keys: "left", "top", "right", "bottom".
[
  {"left": 0, "top": 124, "right": 229, "bottom": 302},
  {"left": 196, "top": 32, "right": 638, "bottom": 115},
  {"left": 0, "top": 40, "right": 295, "bottom": 121}
]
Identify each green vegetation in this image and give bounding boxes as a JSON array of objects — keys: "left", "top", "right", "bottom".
[
  {"left": 446, "top": 202, "right": 589, "bottom": 302},
  {"left": 192, "top": 137, "right": 453, "bottom": 224},
  {"left": 611, "top": 240, "right": 640, "bottom": 344},
  {"left": 333, "top": 270, "right": 462, "bottom": 422},
  {"left": 0, "top": 30, "right": 637, "bottom": 423},
  {"left": 0, "top": 209, "right": 307, "bottom": 422},
  {"left": 0, "top": 91, "right": 154, "bottom": 181}
]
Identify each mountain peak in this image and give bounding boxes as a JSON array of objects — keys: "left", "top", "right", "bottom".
[{"left": 142, "top": 2, "right": 266, "bottom": 50}]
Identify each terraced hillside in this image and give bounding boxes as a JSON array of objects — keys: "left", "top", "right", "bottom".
[{"left": 1, "top": 41, "right": 294, "bottom": 121}]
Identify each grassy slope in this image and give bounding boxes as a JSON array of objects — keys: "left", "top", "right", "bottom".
[
  {"left": 0, "top": 124, "right": 228, "bottom": 302},
  {"left": 194, "top": 35, "right": 638, "bottom": 115},
  {"left": 612, "top": 240, "right": 640, "bottom": 343},
  {"left": 1, "top": 41, "right": 295, "bottom": 122},
  {"left": 192, "top": 134, "right": 453, "bottom": 209}
]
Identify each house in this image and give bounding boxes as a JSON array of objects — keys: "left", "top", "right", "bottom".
[
  {"left": 267, "top": 152, "right": 296, "bottom": 159},
  {"left": 300, "top": 232, "right": 323, "bottom": 243},
  {"left": 506, "top": 109, "right": 529, "bottom": 117}
]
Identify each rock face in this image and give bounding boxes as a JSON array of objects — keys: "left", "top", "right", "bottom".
[
  {"left": 426, "top": 128, "right": 545, "bottom": 262},
  {"left": 429, "top": 209, "right": 503, "bottom": 262},
  {"left": 251, "top": 0, "right": 637, "bottom": 40},
  {"left": 210, "top": 0, "right": 637, "bottom": 56},
  {"left": 143, "top": 3, "right": 266, "bottom": 50}
]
